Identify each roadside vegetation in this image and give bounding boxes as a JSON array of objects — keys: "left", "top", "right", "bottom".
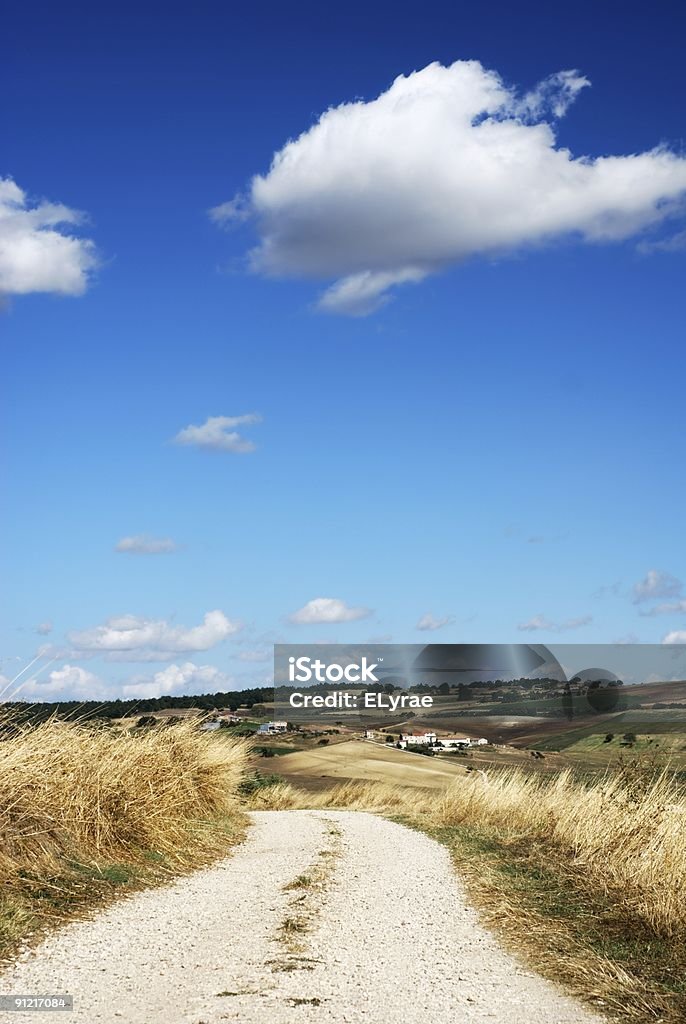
[
  {"left": 0, "top": 717, "right": 247, "bottom": 959},
  {"left": 4, "top": 708, "right": 685, "bottom": 1021},
  {"left": 246, "top": 762, "right": 686, "bottom": 1023}
]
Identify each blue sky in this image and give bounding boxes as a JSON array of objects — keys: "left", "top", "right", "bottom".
[{"left": 2, "top": 0, "right": 685, "bottom": 701}]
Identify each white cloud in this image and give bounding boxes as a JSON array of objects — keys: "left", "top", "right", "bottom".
[
  {"left": 639, "top": 599, "right": 686, "bottom": 617},
  {"left": 68, "top": 610, "right": 242, "bottom": 661},
  {"left": 11, "top": 660, "right": 238, "bottom": 702},
  {"left": 19, "top": 664, "right": 107, "bottom": 701},
  {"left": 115, "top": 534, "right": 178, "bottom": 555},
  {"left": 518, "top": 613, "right": 592, "bottom": 633},
  {"left": 416, "top": 612, "right": 455, "bottom": 632},
  {"left": 288, "top": 597, "right": 372, "bottom": 624},
  {"left": 0, "top": 177, "right": 98, "bottom": 298},
  {"left": 34, "top": 620, "right": 53, "bottom": 635},
  {"left": 215, "top": 60, "right": 686, "bottom": 314},
  {"left": 318, "top": 268, "right": 426, "bottom": 317},
  {"left": 663, "top": 631, "right": 686, "bottom": 645},
  {"left": 515, "top": 69, "right": 590, "bottom": 119},
  {"left": 632, "top": 569, "right": 682, "bottom": 604},
  {"left": 122, "top": 661, "right": 235, "bottom": 699},
  {"left": 173, "top": 414, "right": 261, "bottom": 453},
  {"left": 208, "top": 195, "right": 251, "bottom": 226}
]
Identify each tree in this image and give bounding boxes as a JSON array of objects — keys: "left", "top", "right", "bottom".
[{"left": 603, "top": 733, "right": 614, "bottom": 743}]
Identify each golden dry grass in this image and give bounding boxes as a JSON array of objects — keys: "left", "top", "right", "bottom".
[
  {"left": 251, "top": 760, "right": 686, "bottom": 1020},
  {"left": 279, "top": 765, "right": 686, "bottom": 939},
  {"left": 0, "top": 718, "right": 248, "bottom": 953}
]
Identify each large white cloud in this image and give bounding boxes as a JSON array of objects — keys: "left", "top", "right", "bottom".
[
  {"left": 0, "top": 178, "right": 97, "bottom": 298},
  {"left": 18, "top": 664, "right": 107, "bottom": 701},
  {"left": 68, "top": 610, "right": 242, "bottom": 661},
  {"left": 288, "top": 597, "right": 372, "bottom": 624},
  {"left": 214, "top": 61, "right": 686, "bottom": 314}
]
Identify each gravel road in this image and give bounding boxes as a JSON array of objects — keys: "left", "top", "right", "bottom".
[{"left": 0, "top": 811, "right": 605, "bottom": 1024}]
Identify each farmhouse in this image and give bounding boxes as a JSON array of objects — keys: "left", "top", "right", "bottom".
[
  {"left": 435, "top": 736, "right": 471, "bottom": 750},
  {"left": 257, "top": 720, "right": 288, "bottom": 735},
  {"left": 435, "top": 736, "right": 489, "bottom": 750},
  {"left": 398, "top": 731, "right": 437, "bottom": 748},
  {"left": 215, "top": 709, "right": 241, "bottom": 724}
]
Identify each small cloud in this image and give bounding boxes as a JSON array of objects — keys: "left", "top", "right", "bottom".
[
  {"left": 173, "top": 413, "right": 261, "bottom": 454},
  {"left": 208, "top": 195, "right": 251, "bottom": 227},
  {"left": 416, "top": 612, "right": 455, "bottom": 632},
  {"left": 632, "top": 569, "right": 682, "bottom": 604},
  {"left": 34, "top": 620, "right": 53, "bottom": 636},
  {"left": 639, "top": 599, "right": 686, "bottom": 617},
  {"left": 518, "top": 613, "right": 592, "bottom": 633},
  {"left": 663, "top": 631, "right": 686, "bottom": 645},
  {"left": 288, "top": 597, "right": 372, "bottom": 625},
  {"left": 115, "top": 535, "right": 179, "bottom": 555},
  {"left": 518, "top": 614, "right": 555, "bottom": 632},
  {"left": 317, "top": 268, "right": 426, "bottom": 317},
  {"left": 515, "top": 69, "right": 590, "bottom": 120},
  {"left": 368, "top": 633, "right": 393, "bottom": 643},
  {"left": 0, "top": 177, "right": 98, "bottom": 299}
]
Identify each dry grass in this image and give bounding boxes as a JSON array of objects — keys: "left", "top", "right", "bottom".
[
  {"left": 427, "top": 764, "right": 686, "bottom": 938},
  {"left": 284, "top": 765, "right": 686, "bottom": 939},
  {"left": 0, "top": 717, "right": 248, "bottom": 955},
  {"left": 244, "top": 781, "right": 301, "bottom": 810},
  {"left": 259, "top": 763, "right": 686, "bottom": 1022}
]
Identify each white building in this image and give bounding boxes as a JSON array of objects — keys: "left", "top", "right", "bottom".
[
  {"left": 257, "top": 720, "right": 288, "bottom": 735},
  {"left": 435, "top": 736, "right": 471, "bottom": 750},
  {"left": 398, "top": 731, "right": 437, "bottom": 748},
  {"left": 200, "top": 720, "right": 221, "bottom": 732},
  {"left": 435, "top": 736, "right": 489, "bottom": 750}
]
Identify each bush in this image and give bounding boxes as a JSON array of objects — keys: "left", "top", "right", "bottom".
[{"left": 237, "top": 771, "right": 284, "bottom": 796}]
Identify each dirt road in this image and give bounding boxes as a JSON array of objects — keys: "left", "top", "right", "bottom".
[{"left": 0, "top": 811, "right": 604, "bottom": 1023}]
